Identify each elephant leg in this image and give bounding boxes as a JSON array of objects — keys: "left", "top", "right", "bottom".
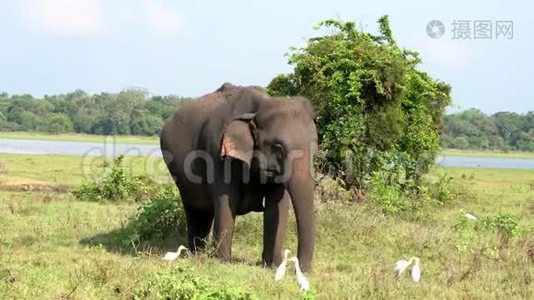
[
  {"left": 262, "top": 185, "right": 289, "bottom": 267},
  {"left": 184, "top": 205, "right": 214, "bottom": 252},
  {"left": 213, "top": 184, "right": 238, "bottom": 261}
]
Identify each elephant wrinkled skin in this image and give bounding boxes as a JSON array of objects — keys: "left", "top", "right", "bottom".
[{"left": 159, "top": 83, "right": 318, "bottom": 271}]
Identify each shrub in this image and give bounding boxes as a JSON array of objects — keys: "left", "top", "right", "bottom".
[
  {"left": 97, "top": 186, "right": 185, "bottom": 251},
  {"left": 452, "top": 211, "right": 523, "bottom": 252},
  {"left": 424, "top": 173, "right": 474, "bottom": 206},
  {"left": 367, "top": 170, "right": 410, "bottom": 215},
  {"left": 133, "top": 267, "right": 257, "bottom": 300},
  {"left": 483, "top": 213, "right": 522, "bottom": 236},
  {"left": 426, "top": 175, "right": 455, "bottom": 205},
  {"left": 72, "top": 155, "right": 160, "bottom": 203},
  {"left": 267, "top": 16, "right": 451, "bottom": 193},
  {"left": 133, "top": 186, "right": 186, "bottom": 242},
  {"left": 315, "top": 174, "right": 354, "bottom": 203},
  {"left": 452, "top": 211, "right": 478, "bottom": 252}
]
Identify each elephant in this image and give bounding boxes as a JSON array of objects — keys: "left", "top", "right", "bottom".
[{"left": 159, "top": 82, "right": 318, "bottom": 271}]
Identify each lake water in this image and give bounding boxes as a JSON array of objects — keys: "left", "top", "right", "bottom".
[
  {"left": 0, "top": 138, "right": 161, "bottom": 157},
  {"left": 436, "top": 155, "right": 534, "bottom": 170},
  {"left": 1, "top": 139, "right": 533, "bottom": 170}
]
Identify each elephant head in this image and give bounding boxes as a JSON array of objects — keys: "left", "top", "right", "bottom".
[
  {"left": 220, "top": 96, "right": 318, "bottom": 271},
  {"left": 221, "top": 97, "right": 317, "bottom": 179}
]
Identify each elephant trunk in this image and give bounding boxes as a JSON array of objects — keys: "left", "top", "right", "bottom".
[{"left": 287, "top": 153, "right": 315, "bottom": 272}]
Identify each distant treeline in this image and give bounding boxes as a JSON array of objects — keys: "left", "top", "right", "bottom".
[
  {"left": 1, "top": 91, "right": 533, "bottom": 152},
  {"left": 0, "top": 90, "right": 190, "bottom": 135},
  {"left": 441, "top": 109, "right": 534, "bottom": 152}
]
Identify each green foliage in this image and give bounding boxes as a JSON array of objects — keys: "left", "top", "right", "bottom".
[
  {"left": 300, "top": 290, "right": 317, "bottom": 300},
  {"left": 442, "top": 109, "right": 534, "bottom": 152},
  {"left": 43, "top": 113, "right": 73, "bottom": 134},
  {"left": 134, "top": 267, "right": 257, "bottom": 300},
  {"left": 0, "top": 89, "right": 188, "bottom": 135},
  {"left": 453, "top": 211, "right": 523, "bottom": 252},
  {"left": 425, "top": 174, "right": 465, "bottom": 205},
  {"left": 483, "top": 213, "right": 522, "bottom": 236},
  {"left": 265, "top": 74, "right": 299, "bottom": 97},
  {"left": 133, "top": 187, "right": 186, "bottom": 242},
  {"left": 130, "top": 114, "right": 164, "bottom": 135},
  {"left": 452, "top": 211, "right": 479, "bottom": 251},
  {"left": 267, "top": 16, "right": 452, "bottom": 198},
  {"left": 366, "top": 169, "right": 469, "bottom": 215},
  {"left": 72, "top": 155, "right": 160, "bottom": 203},
  {"left": 367, "top": 171, "right": 408, "bottom": 215},
  {"left": 315, "top": 174, "right": 354, "bottom": 203}
]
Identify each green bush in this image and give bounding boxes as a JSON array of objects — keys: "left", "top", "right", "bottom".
[
  {"left": 96, "top": 186, "right": 185, "bottom": 251},
  {"left": 428, "top": 175, "right": 453, "bottom": 204},
  {"left": 483, "top": 213, "right": 522, "bottom": 236},
  {"left": 267, "top": 16, "right": 451, "bottom": 194},
  {"left": 316, "top": 167, "right": 460, "bottom": 214},
  {"left": 133, "top": 186, "right": 186, "bottom": 242},
  {"left": 315, "top": 174, "right": 354, "bottom": 203},
  {"left": 366, "top": 166, "right": 464, "bottom": 215},
  {"left": 133, "top": 267, "right": 257, "bottom": 300},
  {"left": 367, "top": 170, "right": 411, "bottom": 215},
  {"left": 452, "top": 211, "right": 479, "bottom": 252},
  {"left": 72, "top": 155, "right": 160, "bottom": 203},
  {"left": 452, "top": 211, "right": 523, "bottom": 252},
  {"left": 425, "top": 173, "right": 471, "bottom": 205}
]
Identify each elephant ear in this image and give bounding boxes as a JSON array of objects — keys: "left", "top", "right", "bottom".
[{"left": 220, "top": 113, "right": 257, "bottom": 164}]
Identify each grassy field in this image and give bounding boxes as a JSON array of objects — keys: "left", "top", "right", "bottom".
[
  {"left": 0, "top": 154, "right": 168, "bottom": 187},
  {"left": 0, "top": 153, "right": 533, "bottom": 299},
  {"left": 441, "top": 148, "right": 534, "bottom": 159},
  {"left": 0, "top": 132, "right": 158, "bottom": 144}
]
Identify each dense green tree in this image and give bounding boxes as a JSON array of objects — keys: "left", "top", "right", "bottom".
[
  {"left": 146, "top": 95, "right": 184, "bottom": 120},
  {"left": 18, "top": 111, "right": 40, "bottom": 131},
  {"left": 130, "top": 115, "right": 164, "bottom": 135},
  {"left": 451, "top": 136, "right": 470, "bottom": 149},
  {"left": 0, "top": 89, "right": 190, "bottom": 135},
  {"left": 442, "top": 109, "right": 534, "bottom": 151},
  {"left": 44, "top": 113, "right": 74, "bottom": 134},
  {"left": 267, "top": 16, "right": 452, "bottom": 189}
]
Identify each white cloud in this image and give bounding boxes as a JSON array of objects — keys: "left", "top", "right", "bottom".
[
  {"left": 20, "top": 0, "right": 107, "bottom": 37},
  {"left": 145, "top": 0, "right": 184, "bottom": 36}
]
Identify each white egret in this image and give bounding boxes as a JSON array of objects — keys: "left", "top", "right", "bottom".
[
  {"left": 288, "top": 256, "right": 310, "bottom": 292},
  {"left": 275, "top": 249, "right": 290, "bottom": 281},
  {"left": 394, "top": 259, "right": 411, "bottom": 276},
  {"left": 162, "top": 245, "right": 188, "bottom": 262},
  {"left": 464, "top": 212, "right": 478, "bottom": 220},
  {"left": 410, "top": 257, "right": 421, "bottom": 283}
]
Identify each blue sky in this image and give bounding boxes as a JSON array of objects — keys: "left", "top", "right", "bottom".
[{"left": 0, "top": 0, "right": 532, "bottom": 113}]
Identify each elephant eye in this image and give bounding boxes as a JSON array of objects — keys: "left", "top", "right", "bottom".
[{"left": 273, "top": 143, "right": 285, "bottom": 156}]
